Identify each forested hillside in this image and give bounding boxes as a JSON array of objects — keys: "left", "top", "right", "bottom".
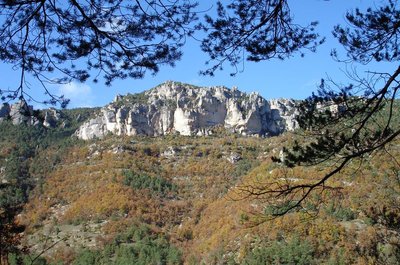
[{"left": 0, "top": 104, "right": 399, "bottom": 264}]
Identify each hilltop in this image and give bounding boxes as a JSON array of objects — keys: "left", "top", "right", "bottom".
[
  {"left": 0, "top": 82, "right": 298, "bottom": 140},
  {"left": 75, "top": 81, "right": 298, "bottom": 139}
]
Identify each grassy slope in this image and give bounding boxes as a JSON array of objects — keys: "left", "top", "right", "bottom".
[{"left": 1, "top": 106, "right": 399, "bottom": 264}]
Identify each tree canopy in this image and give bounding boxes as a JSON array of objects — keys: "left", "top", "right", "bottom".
[
  {"left": 0, "top": 0, "right": 198, "bottom": 106},
  {"left": 0, "top": 0, "right": 326, "bottom": 106},
  {"left": 199, "top": 0, "right": 324, "bottom": 76}
]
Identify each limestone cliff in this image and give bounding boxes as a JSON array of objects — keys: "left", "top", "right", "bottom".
[
  {"left": 0, "top": 101, "right": 62, "bottom": 127},
  {"left": 75, "top": 81, "right": 298, "bottom": 139}
]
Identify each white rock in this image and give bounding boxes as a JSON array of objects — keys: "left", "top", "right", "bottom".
[
  {"left": 10, "top": 100, "right": 34, "bottom": 125},
  {"left": 227, "top": 152, "right": 242, "bottom": 164},
  {"left": 75, "top": 82, "right": 299, "bottom": 139},
  {"left": 75, "top": 116, "right": 106, "bottom": 139}
]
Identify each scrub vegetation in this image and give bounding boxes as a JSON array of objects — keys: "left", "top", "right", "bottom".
[{"left": 0, "top": 103, "right": 399, "bottom": 264}]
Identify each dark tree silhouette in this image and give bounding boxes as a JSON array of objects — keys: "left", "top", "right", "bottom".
[
  {"left": 0, "top": 0, "right": 198, "bottom": 106},
  {"left": 199, "top": 0, "right": 324, "bottom": 76},
  {"left": 0, "top": 0, "right": 325, "bottom": 107},
  {"left": 238, "top": 0, "right": 400, "bottom": 217},
  {"left": 332, "top": 1, "right": 400, "bottom": 64}
]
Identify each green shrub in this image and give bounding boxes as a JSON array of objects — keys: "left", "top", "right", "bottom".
[
  {"left": 73, "top": 249, "right": 102, "bottom": 265},
  {"left": 325, "top": 203, "right": 356, "bottom": 221},
  {"left": 243, "top": 236, "right": 315, "bottom": 265},
  {"left": 233, "top": 159, "right": 260, "bottom": 178},
  {"left": 8, "top": 252, "right": 47, "bottom": 265},
  {"left": 122, "top": 170, "right": 176, "bottom": 196},
  {"left": 73, "top": 223, "right": 182, "bottom": 265}
]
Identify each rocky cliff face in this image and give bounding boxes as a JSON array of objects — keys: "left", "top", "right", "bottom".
[
  {"left": 0, "top": 101, "right": 61, "bottom": 127},
  {"left": 0, "top": 101, "right": 38, "bottom": 125},
  {"left": 75, "top": 81, "right": 298, "bottom": 140}
]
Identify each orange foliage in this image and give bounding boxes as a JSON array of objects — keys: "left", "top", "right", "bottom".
[{"left": 62, "top": 183, "right": 134, "bottom": 222}]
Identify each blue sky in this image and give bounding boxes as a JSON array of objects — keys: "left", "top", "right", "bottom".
[{"left": 0, "top": 0, "right": 397, "bottom": 108}]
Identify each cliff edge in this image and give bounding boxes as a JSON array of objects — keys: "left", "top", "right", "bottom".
[{"left": 75, "top": 81, "right": 298, "bottom": 139}]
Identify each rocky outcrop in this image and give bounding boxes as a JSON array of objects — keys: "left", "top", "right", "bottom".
[
  {"left": 9, "top": 100, "right": 37, "bottom": 125},
  {"left": 76, "top": 81, "right": 299, "bottom": 140},
  {"left": 269, "top": 99, "right": 298, "bottom": 131},
  {"left": 0, "top": 101, "right": 61, "bottom": 127},
  {"left": 43, "top": 108, "right": 62, "bottom": 128}
]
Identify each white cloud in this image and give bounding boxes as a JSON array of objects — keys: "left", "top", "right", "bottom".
[{"left": 58, "top": 82, "right": 95, "bottom": 108}]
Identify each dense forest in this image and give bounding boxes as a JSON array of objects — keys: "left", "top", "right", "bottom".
[{"left": 0, "top": 102, "right": 399, "bottom": 264}]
